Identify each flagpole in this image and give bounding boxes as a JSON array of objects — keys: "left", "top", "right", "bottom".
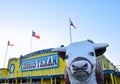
[
  {"left": 30, "top": 31, "right": 33, "bottom": 53},
  {"left": 27, "top": 31, "right": 33, "bottom": 83},
  {"left": 3, "top": 41, "right": 9, "bottom": 68},
  {"left": 2, "top": 41, "right": 9, "bottom": 78},
  {"left": 69, "top": 18, "right": 72, "bottom": 43}
]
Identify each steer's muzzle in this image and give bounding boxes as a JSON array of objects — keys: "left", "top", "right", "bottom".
[
  {"left": 72, "top": 63, "right": 88, "bottom": 71},
  {"left": 70, "top": 57, "right": 93, "bottom": 71},
  {"left": 72, "top": 62, "right": 88, "bottom": 71}
]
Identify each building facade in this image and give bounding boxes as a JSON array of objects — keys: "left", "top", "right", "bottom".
[{"left": 0, "top": 48, "right": 120, "bottom": 84}]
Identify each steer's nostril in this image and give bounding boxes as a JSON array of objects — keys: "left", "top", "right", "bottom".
[
  {"left": 84, "top": 63, "right": 87, "bottom": 67},
  {"left": 72, "top": 64, "right": 76, "bottom": 68},
  {"left": 72, "top": 63, "right": 88, "bottom": 71},
  {"left": 72, "top": 64, "right": 78, "bottom": 71},
  {"left": 82, "top": 63, "right": 88, "bottom": 70}
]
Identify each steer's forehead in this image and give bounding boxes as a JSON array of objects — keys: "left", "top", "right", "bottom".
[
  {"left": 66, "top": 41, "right": 94, "bottom": 55},
  {"left": 66, "top": 41, "right": 96, "bottom": 67}
]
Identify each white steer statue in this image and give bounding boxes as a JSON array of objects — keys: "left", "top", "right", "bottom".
[{"left": 52, "top": 40, "right": 109, "bottom": 84}]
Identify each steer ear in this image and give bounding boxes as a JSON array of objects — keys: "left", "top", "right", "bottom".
[
  {"left": 52, "top": 47, "right": 67, "bottom": 59},
  {"left": 94, "top": 43, "right": 109, "bottom": 57}
]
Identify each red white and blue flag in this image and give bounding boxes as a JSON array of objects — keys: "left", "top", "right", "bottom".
[
  {"left": 32, "top": 31, "right": 40, "bottom": 39},
  {"left": 8, "top": 41, "right": 14, "bottom": 46},
  {"left": 70, "top": 19, "right": 76, "bottom": 29}
]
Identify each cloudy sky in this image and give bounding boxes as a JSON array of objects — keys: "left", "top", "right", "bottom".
[{"left": 0, "top": 0, "right": 120, "bottom": 68}]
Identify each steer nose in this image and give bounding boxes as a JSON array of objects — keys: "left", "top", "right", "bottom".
[{"left": 72, "top": 63, "right": 88, "bottom": 71}]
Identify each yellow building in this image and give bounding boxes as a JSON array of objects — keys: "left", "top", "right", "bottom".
[
  {"left": 0, "top": 48, "right": 120, "bottom": 84},
  {"left": 98, "top": 55, "right": 120, "bottom": 84},
  {"left": 0, "top": 48, "right": 66, "bottom": 84}
]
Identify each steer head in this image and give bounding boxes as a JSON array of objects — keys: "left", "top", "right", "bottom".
[{"left": 52, "top": 40, "right": 109, "bottom": 82}]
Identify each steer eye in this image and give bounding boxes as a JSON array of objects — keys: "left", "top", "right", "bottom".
[
  {"left": 65, "top": 55, "right": 69, "bottom": 59},
  {"left": 89, "top": 52, "right": 94, "bottom": 56}
]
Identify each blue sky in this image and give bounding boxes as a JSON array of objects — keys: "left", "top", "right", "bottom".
[{"left": 0, "top": 0, "right": 120, "bottom": 68}]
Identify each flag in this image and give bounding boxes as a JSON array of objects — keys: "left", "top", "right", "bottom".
[
  {"left": 8, "top": 41, "right": 14, "bottom": 46},
  {"left": 70, "top": 19, "right": 76, "bottom": 29},
  {"left": 32, "top": 31, "right": 40, "bottom": 39}
]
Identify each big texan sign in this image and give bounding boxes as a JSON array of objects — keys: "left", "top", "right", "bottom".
[{"left": 21, "top": 54, "right": 59, "bottom": 71}]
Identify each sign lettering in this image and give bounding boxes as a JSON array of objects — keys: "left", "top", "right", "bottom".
[{"left": 21, "top": 54, "right": 58, "bottom": 71}]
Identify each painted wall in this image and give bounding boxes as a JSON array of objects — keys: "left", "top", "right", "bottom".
[{"left": 4, "top": 51, "right": 66, "bottom": 79}]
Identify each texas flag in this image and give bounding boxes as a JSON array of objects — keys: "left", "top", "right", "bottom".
[
  {"left": 32, "top": 31, "right": 40, "bottom": 39},
  {"left": 8, "top": 41, "right": 14, "bottom": 46},
  {"left": 70, "top": 19, "right": 77, "bottom": 29}
]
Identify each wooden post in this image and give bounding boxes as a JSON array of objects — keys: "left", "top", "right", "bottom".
[
  {"left": 55, "top": 77, "right": 56, "bottom": 84},
  {"left": 30, "top": 78, "right": 32, "bottom": 84},
  {"left": 110, "top": 73, "right": 114, "bottom": 84},
  {"left": 113, "top": 75, "right": 117, "bottom": 84},
  {"left": 51, "top": 78, "right": 52, "bottom": 84},
  {"left": 16, "top": 79, "right": 18, "bottom": 84},
  {"left": 41, "top": 78, "right": 43, "bottom": 84}
]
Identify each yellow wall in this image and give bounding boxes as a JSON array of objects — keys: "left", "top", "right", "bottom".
[
  {"left": 2, "top": 52, "right": 66, "bottom": 79},
  {"left": 0, "top": 68, "right": 8, "bottom": 79},
  {"left": 7, "top": 58, "right": 22, "bottom": 78},
  {"left": 98, "top": 55, "right": 119, "bottom": 71}
]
